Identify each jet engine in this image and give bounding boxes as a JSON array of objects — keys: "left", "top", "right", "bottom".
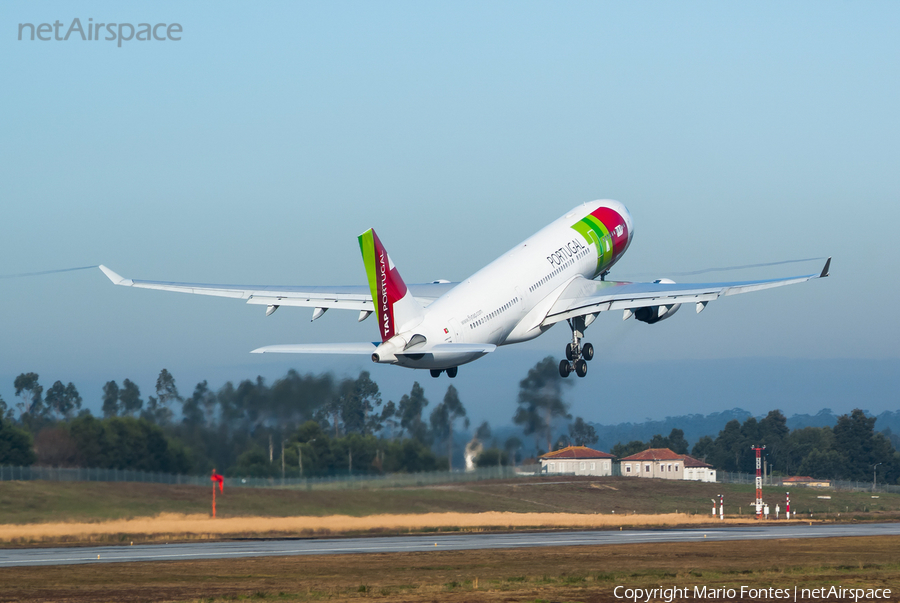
[{"left": 633, "top": 278, "right": 681, "bottom": 324}]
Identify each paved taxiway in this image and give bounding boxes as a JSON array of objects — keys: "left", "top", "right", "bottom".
[{"left": 2, "top": 523, "right": 897, "bottom": 567}]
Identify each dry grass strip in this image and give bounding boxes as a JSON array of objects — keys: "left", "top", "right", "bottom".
[{"left": 0, "top": 511, "right": 796, "bottom": 543}]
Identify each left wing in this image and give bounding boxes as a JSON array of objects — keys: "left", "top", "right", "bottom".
[
  {"left": 98, "top": 265, "right": 455, "bottom": 317},
  {"left": 542, "top": 258, "right": 830, "bottom": 325}
]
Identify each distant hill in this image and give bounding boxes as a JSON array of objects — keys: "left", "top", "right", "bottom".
[{"left": 586, "top": 407, "right": 900, "bottom": 451}]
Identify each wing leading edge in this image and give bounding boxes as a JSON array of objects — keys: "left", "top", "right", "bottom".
[
  {"left": 542, "top": 257, "right": 831, "bottom": 326},
  {"left": 98, "top": 265, "right": 456, "bottom": 314}
]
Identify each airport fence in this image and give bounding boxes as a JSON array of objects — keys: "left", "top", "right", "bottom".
[
  {"left": 0, "top": 463, "right": 542, "bottom": 491},
  {"left": 718, "top": 471, "right": 900, "bottom": 494}
]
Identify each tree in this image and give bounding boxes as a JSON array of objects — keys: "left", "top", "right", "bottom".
[
  {"left": 759, "top": 409, "right": 791, "bottom": 471},
  {"left": 14, "top": 372, "right": 44, "bottom": 417},
  {"left": 398, "top": 382, "right": 430, "bottom": 443},
  {"left": 786, "top": 426, "right": 833, "bottom": 476},
  {"left": 475, "top": 448, "right": 509, "bottom": 467},
  {"left": 833, "top": 409, "right": 897, "bottom": 481},
  {"left": 182, "top": 380, "right": 215, "bottom": 428},
  {"left": 691, "top": 435, "right": 715, "bottom": 461},
  {"left": 504, "top": 436, "right": 523, "bottom": 466},
  {"left": 67, "top": 415, "right": 190, "bottom": 473},
  {"left": 429, "top": 385, "right": 468, "bottom": 470},
  {"left": 142, "top": 369, "right": 182, "bottom": 424},
  {"left": 475, "top": 420, "right": 492, "bottom": 442},
  {"left": 339, "top": 371, "right": 383, "bottom": 435},
  {"left": 0, "top": 417, "right": 36, "bottom": 465},
  {"left": 34, "top": 427, "right": 79, "bottom": 466},
  {"left": 568, "top": 417, "right": 598, "bottom": 446},
  {"left": 665, "top": 428, "right": 689, "bottom": 455},
  {"left": 798, "top": 449, "right": 847, "bottom": 479},
  {"left": 0, "top": 394, "right": 14, "bottom": 421},
  {"left": 119, "top": 379, "right": 143, "bottom": 417},
  {"left": 102, "top": 381, "right": 120, "bottom": 418},
  {"left": 44, "top": 381, "right": 82, "bottom": 419},
  {"left": 379, "top": 400, "right": 398, "bottom": 437},
  {"left": 513, "top": 356, "right": 572, "bottom": 452}
]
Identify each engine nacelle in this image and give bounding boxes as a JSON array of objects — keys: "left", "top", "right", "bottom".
[{"left": 634, "top": 278, "right": 681, "bottom": 324}]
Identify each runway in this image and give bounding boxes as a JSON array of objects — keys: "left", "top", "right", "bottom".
[{"left": 1, "top": 522, "right": 897, "bottom": 567}]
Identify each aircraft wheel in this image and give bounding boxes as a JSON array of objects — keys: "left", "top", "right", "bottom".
[
  {"left": 565, "top": 343, "right": 575, "bottom": 361},
  {"left": 574, "top": 359, "right": 588, "bottom": 378},
  {"left": 582, "top": 343, "right": 594, "bottom": 361},
  {"left": 430, "top": 369, "right": 443, "bottom": 378},
  {"left": 559, "top": 359, "right": 572, "bottom": 378},
  {"left": 446, "top": 366, "right": 458, "bottom": 378}
]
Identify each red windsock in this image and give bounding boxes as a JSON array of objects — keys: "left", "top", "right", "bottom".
[{"left": 211, "top": 473, "right": 224, "bottom": 492}]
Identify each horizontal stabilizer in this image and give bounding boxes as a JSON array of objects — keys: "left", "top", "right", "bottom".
[{"left": 251, "top": 343, "right": 378, "bottom": 354}]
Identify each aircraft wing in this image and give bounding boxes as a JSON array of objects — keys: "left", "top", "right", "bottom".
[
  {"left": 98, "top": 265, "right": 455, "bottom": 314},
  {"left": 541, "top": 258, "right": 831, "bottom": 326}
]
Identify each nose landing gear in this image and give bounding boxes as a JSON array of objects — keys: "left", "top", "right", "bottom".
[{"left": 559, "top": 316, "right": 594, "bottom": 378}]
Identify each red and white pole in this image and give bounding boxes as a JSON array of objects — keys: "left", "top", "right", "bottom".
[
  {"left": 719, "top": 494, "right": 724, "bottom": 521},
  {"left": 786, "top": 491, "right": 791, "bottom": 520},
  {"left": 752, "top": 445, "right": 765, "bottom": 519}
]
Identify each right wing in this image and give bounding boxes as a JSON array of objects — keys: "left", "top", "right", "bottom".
[
  {"left": 541, "top": 258, "right": 831, "bottom": 325},
  {"left": 98, "top": 265, "right": 455, "bottom": 315}
]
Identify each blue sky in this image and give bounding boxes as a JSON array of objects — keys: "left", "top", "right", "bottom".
[{"left": 1, "top": 2, "right": 898, "bottom": 429}]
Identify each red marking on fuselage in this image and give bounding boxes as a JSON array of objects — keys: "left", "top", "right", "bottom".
[{"left": 590, "top": 206, "right": 629, "bottom": 263}]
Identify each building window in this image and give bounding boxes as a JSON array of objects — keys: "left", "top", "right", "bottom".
[
  {"left": 675, "top": 464, "right": 679, "bottom": 471},
  {"left": 580, "top": 462, "right": 585, "bottom": 470},
  {"left": 625, "top": 464, "right": 631, "bottom": 473},
  {"left": 550, "top": 462, "right": 555, "bottom": 471},
  {"left": 645, "top": 464, "right": 651, "bottom": 473},
  {"left": 604, "top": 461, "right": 610, "bottom": 470},
  {"left": 590, "top": 462, "right": 596, "bottom": 471},
  {"left": 668, "top": 464, "right": 673, "bottom": 472}
]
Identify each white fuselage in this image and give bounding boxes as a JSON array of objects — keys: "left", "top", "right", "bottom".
[{"left": 388, "top": 200, "right": 634, "bottom": 369}]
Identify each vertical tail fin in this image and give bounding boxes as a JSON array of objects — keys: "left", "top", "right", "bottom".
[{"left": 358, "top": 229, "right": 425, "bottom": 342}]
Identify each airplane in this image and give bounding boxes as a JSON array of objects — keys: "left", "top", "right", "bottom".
[{"left": 99, "top": 200, "right": 830, "bottom": 379}]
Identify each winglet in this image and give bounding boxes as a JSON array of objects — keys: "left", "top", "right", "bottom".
[
  {"left": 819, "top": 257, "right": 831, "bottom": 278},
  {"left": 98, "top": 265, "right": 133, "bottom": 286}
]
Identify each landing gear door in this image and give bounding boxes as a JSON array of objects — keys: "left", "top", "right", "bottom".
[{"left": 448, "top": 318, "right": 464, "bottom": 343}]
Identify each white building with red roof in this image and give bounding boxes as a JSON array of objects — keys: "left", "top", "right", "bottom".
[
  {"left": 619, "top": 448, "right": 716, "bottom": 482},
  {"left": 539, "top": 446, "right": 615, "bottom": 476}
]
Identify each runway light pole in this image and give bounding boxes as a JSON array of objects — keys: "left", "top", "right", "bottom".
[
  {"left": 752, "top": 445, "right": 765, "bottom": 519},
  {"left": 873, "top": 462, "right": 883, "bottom": 492}
]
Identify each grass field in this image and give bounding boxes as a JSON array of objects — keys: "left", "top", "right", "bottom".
[
  {"left": 0, "top": 536, "right": 897, "bottom": 602},
  {"left": 2, "top": 476, "right": 897, "bottom": 547},
  {"left": 2, "top": 476, "right": 897, "bottom": 525}
]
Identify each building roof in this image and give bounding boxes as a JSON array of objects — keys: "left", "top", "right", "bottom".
[
  {"left": 540, "top": 446, "right": 615, "bottom": 460},
  {"left": 618, "top": 448, "right": 685, "bottom": 461},
  {"left": 783, "top": 476, "right": 819, "bottom": 483},
  {"left": 681, "top": 454, "right": 713, "bottom": 469}
]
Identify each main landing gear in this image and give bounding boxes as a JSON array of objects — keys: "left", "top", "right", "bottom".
[
  {"left": 430, "top": 367, "right": 458, "bottom": 378},
  {"left": 559, "top": 316, "right": 594, "bottom": 378}
]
